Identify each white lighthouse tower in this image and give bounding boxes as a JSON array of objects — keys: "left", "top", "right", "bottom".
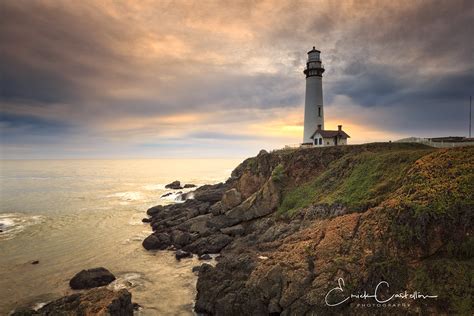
[{"left": 303, "top": 47, "right": 325, "bottom": 143}]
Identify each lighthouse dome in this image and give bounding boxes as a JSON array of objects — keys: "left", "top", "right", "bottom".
[{"left": 307, "top": 46, "right": 321, "bottom": 62}]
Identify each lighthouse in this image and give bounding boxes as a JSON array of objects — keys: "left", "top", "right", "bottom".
[{"left": 303, "top": 46, "right": 325, "bottom": 143}]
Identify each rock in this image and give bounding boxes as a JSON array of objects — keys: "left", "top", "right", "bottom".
[
  {"left": 184, "top": 184, "right": 196, "bottom": 188},
  {"left": 10, "top": 307, "right": 35, "bottom": 315},
  {"left": 31, "top": 260, "right": 39, "bottom": 265},
  {"left": 12, "top": 288, "right": 134, "bottom": 316},
  {"left": 207, "top": 214, "right": 240, "bottom": 230},
  {"left": 146, "top": 205, "right": 164, "bottom": 216},
  {"left": 132, "top": 302, "right": 141, "bottom": 310},
  {"left": 184, "top": 233, "right": 232, "bottom": 255},
  {"left": 69, "top": 267, "right": 116, "bottom": 290},
  {"left": 142, "top": 233, "right": 171, "bottom": 250},
  {"left": 0, "top": 229, "right": 3, "bottom": 233},
  {"left": 221, "top": 188, "right": 242, "bottom": 210},
  {"left": 210, "top": 201, "right": 223, "bottom": 215},
  {"left": 175, "top": 249, "right": 193, "bottom": 260},
  {"left": 199, "top": 254, "right": 212, "bottom": 260},
  {"left": 258, "top": 149, "right": 268, "bottom": 156},
  {"left": 197, "top": 202, "right": 210, "bottom": 214},
  {"left": 194, "top": 184, "right": 227, "bottom": 203},
  {"left": 142, "top": 218, "right": 151, "bottom": 223},
  {"left": 160, "top": 192, "right": 173, "bottom": 198},
  {"left": 171, "top": 230, "right": 192, "bottom": 247},
  {"left": 177, "top": 214, "right": 213, "bottom": 236},
  {"left": 220, "top": 224, "right": 245, "bottom": 236},
  {"left": 194, "top": 263, "right": 213, "bottom": 275},
  {"left": 165, "top": 180, "right": 182, "bottom": 189}
]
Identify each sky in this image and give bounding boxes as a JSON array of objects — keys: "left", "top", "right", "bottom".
[{"left": 1, "top": 0, "right": 473, "bottom": 159}]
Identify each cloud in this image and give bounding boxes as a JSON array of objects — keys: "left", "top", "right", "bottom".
[{"left": 1, "top": 0, "right": 473, "bottom": 158}]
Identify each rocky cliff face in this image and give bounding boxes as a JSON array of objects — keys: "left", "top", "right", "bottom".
[
  {"left": 12, "top": 288, "right": 134, "bottom": 316},
  {"left": 143, "top": 143, "right": 473, "bottom": 315}
]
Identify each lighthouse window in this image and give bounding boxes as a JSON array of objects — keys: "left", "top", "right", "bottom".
[
  {"left": 318, "top": 107, "right": 321, "bottom": 117},
  {"left": 319, "top": 138, "right": 322, "bottom": 145}
]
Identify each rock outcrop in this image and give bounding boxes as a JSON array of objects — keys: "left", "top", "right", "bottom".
[
  {"left": 69, "top": 267, "right": 116, "bottom": 290},
  {"left": 165, "top": 180, "right": 182, "bottom": 189},
  {"left": 143, "top": 143, "right": 474, "bottom": 315},
  {"left": 12, "top": 288, "right": 134, "bottom": 316}
]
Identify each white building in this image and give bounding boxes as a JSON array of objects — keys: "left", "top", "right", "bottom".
[
  {"left": 311, "top": 124, "right": 350, "bottom": 147},
  {"left": 302, "top": 47, "right": 350, "bottom": 146}
]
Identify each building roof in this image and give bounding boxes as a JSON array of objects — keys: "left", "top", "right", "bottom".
[
  {"left": 310, "top": 129, "right": 350, "bottom": 139},
  {"left": 307, "top": 46, "right": 321, "bottom": 54}
]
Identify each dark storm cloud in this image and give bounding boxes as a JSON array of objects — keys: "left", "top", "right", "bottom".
[
  {"left": 0, "top": 113, "right": 70, "bottom": 136},
  {"left": 1, "top": 0, "right": 473, "bottom": 157},
  {"left": 314, "top": 0, "right": 473, "bottom": 134},
  {"left": 0, "top": 1, "right": 138, "bottom": 104}
]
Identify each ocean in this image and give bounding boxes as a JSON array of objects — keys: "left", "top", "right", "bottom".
[{"left": 0, "top": 158, "right": 241, "bottom": 315}]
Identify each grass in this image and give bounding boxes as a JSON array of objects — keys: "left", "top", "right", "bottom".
[
  {"left": 411, "top": 259, "right": 474, "bottom": 315},
  {"left": 393, "top": 146, "right": 474, "bottom": 215},
  {"left": 278, "top": 148, "right": 432, "bottom": 216},
  {"left": 389, "top": 147, "right": 474, "bottom": 247},
  {"left": 271, "top": 163, "right": 286, "bottom": 183}
]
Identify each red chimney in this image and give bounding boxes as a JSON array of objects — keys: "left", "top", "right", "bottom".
[
  {"left": 317, "top": 124, "right": 322, "bottom": 130},
  {"left": 338, "top": 125, "right": 342, "bottom": 131}
]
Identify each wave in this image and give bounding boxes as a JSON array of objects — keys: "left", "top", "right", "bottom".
[
  {"left": 142, "top": 184, "right": 167, "bottom": 191},
  {"left": 107, "top": 272, "right": 146, "bottom": 291},
  {"left": 0, "top": 213, "right": 45, "bottom": 241},
  {"left": 106, "top": 191, "right": 143, "bottom": 201}
]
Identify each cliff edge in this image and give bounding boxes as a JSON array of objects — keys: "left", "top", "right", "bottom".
[{"left": 143, "top": 143, "right": 473, "bottom": 315}]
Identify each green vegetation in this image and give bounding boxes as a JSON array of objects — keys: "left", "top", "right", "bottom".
[
  {"left": 390, "top": 147, "right": 474, "bottom": 246},
  {"left": 411, "top": 259, "right": 473, "bottom": 315},
  {"left": 271, "top": 163, "right": 286, "bottom": 183},
  {"left": 395, "top": 147, "right": 474, "bottom": 215},
  {"left": 278, "top": 147, "right": 432, "bottom": 216}
]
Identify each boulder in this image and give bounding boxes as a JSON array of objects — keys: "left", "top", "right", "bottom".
[
  {"left": 197, "top": 202, "right": 211, "bottom": 214},
  {"left": 192, "top": 263, "right": 212, "bottom": 275},
  {"left": 184, "top": 184, "right": 197, "bottom": 188},
  {"left": 69, "top": 267, "right": 116, "bottom": 290},
  {"left": 171, "top": 230, "right": 192, "bottom": 247},
  {"left": 258, "top": 149, "right": 268, "bottom": 156},
  {"left": 142, "top": 218, "right": 151, "bottom": 223},
  {"left": 30, "top": 260, "right": 39, "bottom": 265},
  {"left": 194, "top": 184, "right": 227, "bottom": 203},
  {"left": 13, "top": 288, "right": 133, "bottom": 316},
  {"left": 221, "top": 188, "right": 242, "bottom": 210},
  {"left": 220, "top": 224, "right": 245, "bottom": 236},
  {"left": 175, "top": 250, "right": 193, "bottom": 260},
  {"left": 184, "top": 233, "right": 232, "bottom": 255},
  {"left": 142, "top": 233, "right": 171, "bottom": 250},
  {"left": 177, "top": 214, "right": 213, "bottom": 236},
  {"left": 165, "top": 180, "right": 182, "bottom": 189},
  {"left": 199, "top": 254, "right": 212, "bottom": 260},
  {"left": 146, "top": 205, "right": 164, "bottom": 216},
  {"left": 207, "top": 214, "right": 240, "bottom": 230},
  {"left": 210, "top": 201, "right": 223, "bottom": 215},
  {"left": 160, "top": 192, "right": 173, "bottom": 198}
]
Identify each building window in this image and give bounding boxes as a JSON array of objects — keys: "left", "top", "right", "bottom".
[
  {"left": 319, "top": 138, "right": 322, "bottom": 145},
  {"left": 318, "top": 107, "right": 321, "bottom": 117}
]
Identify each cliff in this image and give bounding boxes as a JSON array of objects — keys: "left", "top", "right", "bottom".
[{"left": 143, "top": 143, "right": 473, "bottom": 315}]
